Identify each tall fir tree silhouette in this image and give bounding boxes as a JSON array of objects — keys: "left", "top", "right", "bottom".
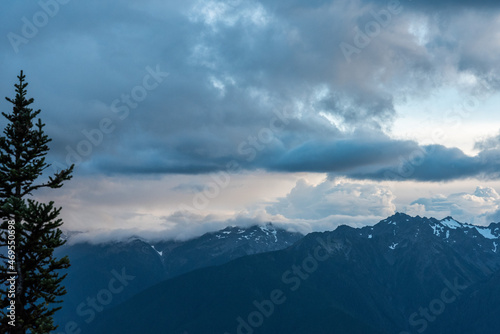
[{"left": 0, "top": 71, "right": 74, "bottom": 333}]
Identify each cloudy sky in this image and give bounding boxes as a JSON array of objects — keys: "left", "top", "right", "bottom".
[{"left": 2, "top": 0, "right": 500, "bottom": 241}]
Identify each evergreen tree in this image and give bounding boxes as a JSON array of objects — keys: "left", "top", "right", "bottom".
[{"left": 0, "top": 71, "right": 74, "bottom": 333}]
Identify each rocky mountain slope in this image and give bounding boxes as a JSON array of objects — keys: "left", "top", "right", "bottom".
[
  {"left": 53, "top": 223, "right": 303, "bottom": 333},
  {"left": 88, "top": 213, "right": 500, "bottom": 334}
]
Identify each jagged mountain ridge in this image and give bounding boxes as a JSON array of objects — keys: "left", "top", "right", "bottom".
[
  {"left": 153, "top": 223, "right": 303, "bottom": 277},
  {"left": 53, "top": 223, "right": 303, "bottom": 334},
  {"left": 88, "top": 213, "right": 500, "bottom": 334},
  {"left": 356, "top": 214, "right": 500, "bottom": 261}
]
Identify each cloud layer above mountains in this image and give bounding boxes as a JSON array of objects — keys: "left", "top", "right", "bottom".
[
  {"left": 3, "top": 0, "right": 500, "bottom": 241},
  {"left": 2, "top": 0, "right": 500, "bottom": 183}
]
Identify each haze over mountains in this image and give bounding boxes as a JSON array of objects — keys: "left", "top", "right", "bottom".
[{"left": 53, "top": 213, "right": 500, "bottom": 334}]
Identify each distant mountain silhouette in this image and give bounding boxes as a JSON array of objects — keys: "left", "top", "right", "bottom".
[
  {"left": 87, "top": 213, "right": 500, "bottom": 334},
  {"left": 53, "top": 223, "right": 302, "bottom": 333}
]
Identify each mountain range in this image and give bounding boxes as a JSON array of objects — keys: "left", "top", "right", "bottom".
[
  {"left": 75, "top": 213, "right": 500, "bottom": 334},
  {"left": 53, "top": 223, "right": 303, "bottom": 334}
]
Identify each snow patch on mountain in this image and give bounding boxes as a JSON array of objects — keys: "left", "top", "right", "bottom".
[
  {"left": 440, "top": 218, "right": 462, "bottom": 229},
  {"left": 475, "top": 227, "right": 497, "bottom": 240},
  {"left": 423, "top": 217, "right": 500, "bottom": 242},
  {"left": 430, "top": 223, "right": 444, "bottom": 236},
  {"left": 259, "top": 224, "right": 278, "bottom": 242},
  {"left": 151, "top": 245, "right": 163, "bottom": 256}
]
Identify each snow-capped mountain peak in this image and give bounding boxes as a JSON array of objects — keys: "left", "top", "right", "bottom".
[
  {"left": 209, "top": 222, "right": 290, "bottom": 245},
  {"left": 357, "top": 213, "right": 500, "bottom": 254},
  {"left": 439, "top": 217, "right": 462, "bottom": 229}
]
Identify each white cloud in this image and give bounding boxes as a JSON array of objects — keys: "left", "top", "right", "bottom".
[
  {"left": 266, "top": 178, "right": 396, "bottom": 222},
  {"left": 5, "top": 0, "right": 500, "bottom": 244},
  {"left": 404, "top": 186, "right": 500, "bottom": 225},
  {"left": 188, "top": 0, "right": 270, "bottom": 28}
]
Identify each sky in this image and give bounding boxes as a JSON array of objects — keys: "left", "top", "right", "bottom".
[{"left": 2, "top": 0, "right": 500, "bottom": 242}]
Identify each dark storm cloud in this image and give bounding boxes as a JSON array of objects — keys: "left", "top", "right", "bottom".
[
  {"left": 336, "top": 145, "right": 500, "bottom": 182},
  {"left": 92, "top": 129, "right": 500, "bottom": 183},
  {"left": 1, "top": 0, "right": 500, "bottom": 181},
  {"left": 268, "top": 135, "right": 417, "bottom": 173}
]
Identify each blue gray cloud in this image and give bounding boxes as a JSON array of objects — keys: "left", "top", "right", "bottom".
[
  {"left": 333, "top": 144, "right": 500, "bottom": 182},
  {"left": 405, "top": 186, "right": 500, "bottom": 225},
  {"left": 1, "top": 0, "right": 500, "bottom": 182}
]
